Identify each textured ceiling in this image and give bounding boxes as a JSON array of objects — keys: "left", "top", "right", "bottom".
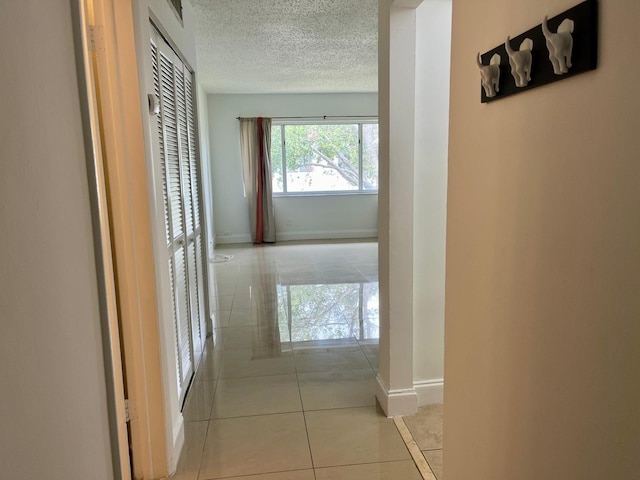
[{"left": 191, "top": 0, "right": 378, "bottom": 94}]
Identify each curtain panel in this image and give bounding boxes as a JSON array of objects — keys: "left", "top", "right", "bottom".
[{"left": 239, "top": 117, "right": 276, "bottom": 243}]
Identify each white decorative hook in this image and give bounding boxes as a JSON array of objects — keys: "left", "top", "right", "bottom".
[
  {"left": 505, "top": 37, "right": 533, "bottom": 87},
  {"left": 542, "top": 16, "right": 574, "bottom": 75},
  {"left": 477, "top": 52, "right": 501, "bottom": 98}
]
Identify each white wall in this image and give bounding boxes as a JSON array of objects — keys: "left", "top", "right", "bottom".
[
  {"left": 147, "top": 0, "right": 198, "bottom": 69},
  {"left": 445, "top": 0, "right": 640, "bottom": 478},
  {"left": 207, "top": 93, "right": 378, "bottom": 244},
  {"left": 197, "top": 82, "right": 215, "bottom": 258},
  {"left": 0, "top": 2, "right": 114, "bottom": 479},
  {"left": 376, "top": 0, "right": 422, "bottom": 417},
  {"left": 412, "top": 0, "right": 451, "bottom": 401},
  {"left": 376, "top": 0, "right": 392, "bottom": 414},
  {"left": 196, "top": 82, "right": 218, "bottom": 337}
]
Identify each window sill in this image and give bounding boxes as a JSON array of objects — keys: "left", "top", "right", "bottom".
[{"left": 273, "top": 191, "right": 379, "bottom": 198}]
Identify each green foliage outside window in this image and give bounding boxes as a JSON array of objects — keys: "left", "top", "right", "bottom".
[{"left": 271, "top": 122, "right": 378, "bottom": 193}]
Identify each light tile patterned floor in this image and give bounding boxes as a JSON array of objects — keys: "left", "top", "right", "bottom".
[
  {"left": 173, "top": 240, "right": 442, "bottom": 480},
  {"left": 403, "top": 404, "right": 445, "bottom": 479}
]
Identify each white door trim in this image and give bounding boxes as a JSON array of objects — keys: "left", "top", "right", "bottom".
[{"left": 85, "top": 0, "right": 172, "bottom": 477}]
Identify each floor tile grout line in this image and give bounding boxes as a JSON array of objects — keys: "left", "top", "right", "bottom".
[
  {"left": 292, "top": 345, "right": 318, "bottom": 480},
  {"left": 205, "top": 370, "right": 220, "bottom": 421},
  {"left": 393, "top": 416, "right": 438, "bottom": 480},
  {"left": 200, "top": 467, "right": 313, "bottom": 480},
  {"left": 188, "top": 339, "right": 220, "bottom": 480},
  {"left": 208, "top": 408, "right": 304, "bottom": 421},
  {"left": 194, "top": 417, "right": 212, "bottom": 480},
  {"left": 314, "top": 458, "right": 426, "bottom": 469}
]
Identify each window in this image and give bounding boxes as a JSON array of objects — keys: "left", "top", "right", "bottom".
[{"left": 271, "top": 121, "right": 378, "bottom": 194}]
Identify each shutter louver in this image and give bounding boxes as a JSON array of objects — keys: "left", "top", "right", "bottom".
[
  {"left": 188, "top": 240, "right": 201, "bottom": 356},
  {"left": 185, "top": 75, "right": 201, "bottom": 231},
  {"left": 196, "top": 235, "right": 206, "bottom": 340},
  {"left": 168, "top": 258, "right": 183, "bottom": 398},
  {"left": 175, "top": 68, "right": 194, "bottom": 237},
  {"left": 160, "top": 52, "right": 184, "bottom": 240},
  {"left": 174, "top": 244, "right": 192, "bottom": 381},
  {"left": 152, "top": 41, "right": 171, "bottom": 245}
]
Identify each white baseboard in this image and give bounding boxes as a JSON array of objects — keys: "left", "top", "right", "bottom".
[
  {"left": 276, "top": 229, "right": 378, "bottom": 242},
  {"left": 214, "top": 230, "right": 378, "bottom": 244},
  {"left": 375, "top": 374, "right": 418, "bottom": 417},
  {"left": 214, "top": 233, "right": 252, "bottom": 244},
  {"left": 414, "top": 379, "right": 444, "bottom": 406}
]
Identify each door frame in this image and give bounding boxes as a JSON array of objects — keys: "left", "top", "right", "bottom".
[
  {"left": 73, "top": 0, "right": 172, "bottom": 478},
  {"left": 71, "top": 1, "right": 130, "bottom": 478}
]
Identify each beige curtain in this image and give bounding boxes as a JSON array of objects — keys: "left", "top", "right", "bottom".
[{"left": 239, "top": 117, "right": 276, "bottom": 243}]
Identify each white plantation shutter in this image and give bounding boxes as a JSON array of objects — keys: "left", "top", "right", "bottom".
[
  {"left": 196, "top": 235, "right": 207, "bottom": 342},
  {"left": 149, "top": 28, "right": 208, "bottom": 407},
  {"left": 168, "top": 259, "right": 184, "bottom": 398},
  {"left": 151, "top": 41, "right": 171, "bottom": 245},
  {"left": 153, "top": 36, "right": 191, "bottom": 401},
  {"left": 184, "top": 73, "right": 207, "bottom": 359},
  {"left": 174, "top": 244, "right": 192, "bottom": 382},
  {"left": 160, "top": 52, "right": 184, "bottom": 241},
  {"left": 154, "top": 34, "right": 194, "bottom": 404},
  {"left": 185, "top": 76, "right": 201, "bottom": 231},
  {"left": 175, "top": 68, "right": 194, "bottom": 237},
  {"left": 187, "top": 241, "right": 202, "bottom": 357}
]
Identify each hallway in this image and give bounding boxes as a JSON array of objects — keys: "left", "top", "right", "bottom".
[{"left": 171, "top": 240, "right": 430, "bottom": 479}]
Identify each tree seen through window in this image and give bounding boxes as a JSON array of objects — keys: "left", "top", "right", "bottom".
[{"left": 271, "top": 122, "right": 378, "bottom": 193}]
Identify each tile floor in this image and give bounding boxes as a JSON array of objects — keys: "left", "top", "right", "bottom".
[
  {"left": 403, "top": 405, "right": 444, "bottom": 480},
  {"left": 173, "top": 240, "right": 442, "bottom": 480}
]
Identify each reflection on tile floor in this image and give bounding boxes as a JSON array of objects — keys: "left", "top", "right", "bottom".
[{"left": 173, "top": 240, "right": 423, "bottom": 480}]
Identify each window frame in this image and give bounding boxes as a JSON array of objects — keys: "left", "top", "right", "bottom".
[{"left": 271, "top": 118, "right": 379, "bottom": 196}]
